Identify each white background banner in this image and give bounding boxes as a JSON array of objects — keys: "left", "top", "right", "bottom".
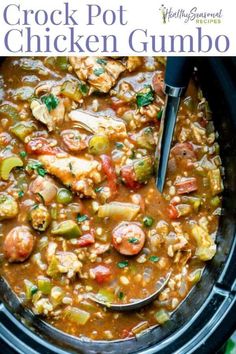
[{"left": 0, "top": 0, "right": 235, "bottom": 56}]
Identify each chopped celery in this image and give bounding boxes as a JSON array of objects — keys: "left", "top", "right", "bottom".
[
  {"left": 0, "top": 156, "right": 23, "bottom": 181},
  {"left": 37, "top": 276, "right": 52, "bottom": 295},
  {"left": 61, "top": 81, "right": 83, "bottom": 102},
  {"left": 183, "top": 96, "right": 195, "bottom": 112},
  {"left": 44, "top": 57, "right": 55, "bottom": 67},
  {"left": 80, "top": 300, "right": 98, "bottom": 312},
  {"left": 88, "top": 135, "right": 110, "bottom": 155},
  {"left": 191, "top": 224, "right": 216, "bottom": 261},
  {"left": 97, "top": 289, "right": 115, "bottom": 303},
  {"left": 208, "top": 169, "right": 223, "bottom": 196},
  {"left": 136, "top": 127, "right": 155, "bottom": 150},
  {"left": 175, "top": 204, "right": 192, "bottom": 217},
  {"left": 181, "top": 196, "right": 202, "bottom": 212},
  {"left": 64, "top": 306, "right": 91, "bottom": 325},
  {"left": 55, "top": 57, "right": 68, "bottom": 71},
  {"left": 155, "top": 309, "right": 170, "bottom": 324},
  {"left": 98, "top": 202, "right": 140, "bottom": 221},
  {"left": 210, "top": 196, "right": 221, "bottom": 207},
  {"left": 199, "top": 155, "right": 216, "bottom": 170},
  {"left": 133, "top": 157, "right": 153, "bottom": 183},
  {"left": 0, "top": 193, "right": 18, "bottom": 221},
  {"left": 212, "top": 155, "right": 221, "bottom": 167},
  {"left": 0, "top": 104, "right": 19, "bottom": 121},
  {"left": 50, "top": 205, "right": 58, "bottom": 220},
  {"left": 188, "top": 269, "right": 202, "bottom": 284},
  {"left": 51, "top": 220, "right": 82, "bottom": 238},
  {"left": 10, "top": 121, "right": 36, "bottom": 141},
  {"left": 50, "top": 286, "right": 64, "bottom": 307},
  {"left": 47, "top": 256, "right": 60, "bottom": 278}
]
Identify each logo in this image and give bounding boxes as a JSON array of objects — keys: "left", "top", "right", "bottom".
[{"left": 159, "top": 4, "right": 223, "bottom": 24}]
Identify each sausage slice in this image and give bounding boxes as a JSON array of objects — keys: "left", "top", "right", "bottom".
[
  {"left": 112, "top": 222, "right": 145, "bottom": 256},
  {"left": 171, "top": 142, "right": 196, "bottom": 160},
  {"left": 3, "top": 226, "right": 35, "bottom": 263}
]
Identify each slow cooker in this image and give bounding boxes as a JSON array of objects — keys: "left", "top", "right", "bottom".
[{"left": 0, "top": 57, "right": 235, "bottom": 354}]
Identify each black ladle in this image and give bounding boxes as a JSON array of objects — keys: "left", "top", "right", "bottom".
[
  {"left": 89, "top": 272, "right": 171, "bottom": 311},
  {"left": 156, "top": 57, "right": 193, "bottom": 192}
]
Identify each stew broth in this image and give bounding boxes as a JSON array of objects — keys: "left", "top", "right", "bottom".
[{"left": 0, "top": 56, "right": 222, "bottom": 340}]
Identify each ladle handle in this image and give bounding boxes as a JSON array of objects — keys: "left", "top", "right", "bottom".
[{"left": 165, "top": 57, "right": 193, "bottom": 96}]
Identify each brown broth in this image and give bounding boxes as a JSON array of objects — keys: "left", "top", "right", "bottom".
[{"left": 0, "top": 57, "right": 222, "bottom": 340}]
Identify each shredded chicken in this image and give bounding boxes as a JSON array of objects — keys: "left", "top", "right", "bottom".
[
  {"left": 30, "top": 98, "right": 65, "bottom": 132},
  {"left": 69, "top": 110, "right": 127, "bottom": 139},
  {"left": 38, "top": 154, "right": 101, "bottom": 198},
  {"left": 69, "top": 56, "right": 125, "bottom": 93}
]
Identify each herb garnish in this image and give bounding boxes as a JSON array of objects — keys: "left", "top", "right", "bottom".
[
  {"left": 116, "top": 142, "right": 124, "bottom": 149},
  {"left": 96, "top": 58, "right": 107, "bottom": 65},
  {"left": 95, "top": 186, "right": 103, "bottom": 193},
  {"left": 80, "top": 84, "right": 89, "bottom": 95},
  {"left": 41, "top": 94, "right": 59, "bottom": 112},
  {"left": 157, "top": 109, "right": 163, "bottom": 120},
  {"left": 30, "top": 285, "right": 38, "bottom": 296},
  {"left": 68, "top": 162, "right": 76, "bottom": 177},
  {"left": 28, "top": 161, "right": 46, "bottom": 177},
  {"left": 149, "top": 256, "right": 160, "bottom": 263},
  {"left": 117, "top": 261, "right": 129, "bottom": 269},
  {"left": 128, "top": 237, "right": 139, "bottom": 244},
  {"left": 18, "top": 190, "right": 24, "bottom": 198},
  {"left": 77, "top": 214, "right": 89, "bottom": 223},
  {"left": 94, "top": 68, "right": 105, "bottom": 76},
  {"left": 136, "top": 85, "right": 155, "bottom": 108},
  {"left": 118, "top": 291, "right": 124, "bottom": 300}
]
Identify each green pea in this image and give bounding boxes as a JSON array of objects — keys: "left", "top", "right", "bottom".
[
  {"left": 56, "top": 188, "right": 73, "bottom": 204},
  {"left": 143, "top": 216, "right": 154, "bottom": 227}
]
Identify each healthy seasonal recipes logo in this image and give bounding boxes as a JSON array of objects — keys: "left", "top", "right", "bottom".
[{"left": 159, "top": 4, "right": 223, "bottom": 24}]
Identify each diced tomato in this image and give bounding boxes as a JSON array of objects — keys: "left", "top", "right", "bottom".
[
  {"left": 120, "top": 165, "right": 141, "bottom": 190},
  {"left": 175, "top": 178, "right": 198, "bottom": 195},
  {"left": 167, "top": 204, "right": 179, "bottom": 219},
  {"left": 100, "top": 154, "right": 118, "bottom": 195},
  {"left": 152, "top": 72, "right": 164, "bottom": 96},
  {"left": 110, "top": 99, "right": 129, "bottom": 112},
  {"left": 76, "top": 233, "right": 95, "bottom": 248},
  {"left": 26, "top": 138, "right": 61, "bottom": 155},
  {"left": 91, "top": 265, "right": 111, "bottom": 284},
  {"left": 171, "top": 142, "right": 196, "bottom": 160}
]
